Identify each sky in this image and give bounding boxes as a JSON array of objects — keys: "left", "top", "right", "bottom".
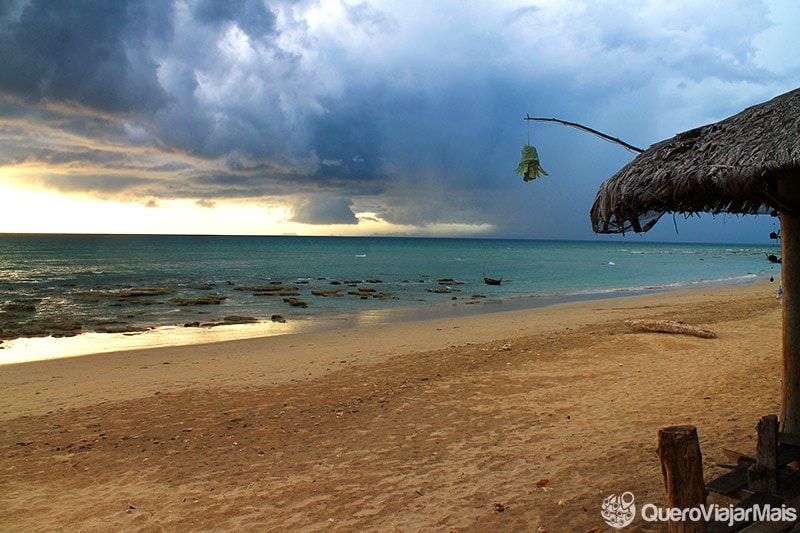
[{"left": 1, "top": 0, "right": 799, "bottom": 243}]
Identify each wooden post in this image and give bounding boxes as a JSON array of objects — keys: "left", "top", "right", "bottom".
[
  {"left": 658, "top": 426, "right": 708, "bottom": 533},
  {"left": 779, "top": 178, "right": 800, "bottom": 437},
  {"left": 747, "top": 415, "right": 779, "bottom": 494}
]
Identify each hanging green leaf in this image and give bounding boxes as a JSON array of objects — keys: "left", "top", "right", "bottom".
[{"left": 515, "top": 144, "right": 548, "bottom": 182}]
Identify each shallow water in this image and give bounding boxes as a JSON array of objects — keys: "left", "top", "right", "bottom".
[{"left": 0, "top": 234, "right": 781, "bottom": 362}]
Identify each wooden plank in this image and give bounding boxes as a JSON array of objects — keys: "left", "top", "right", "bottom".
[
  {"left": 777, "top": 470, "right": 800, "bottom": 501},
  {"left": 706, "top": 492, "right": 786, "bottom": 533},
  {"left": 738, "top": 491, "right": 800, "bottom": 532},
  {"left": 777, "top": 444, "right": 800, "bottom": 465},
  {"left": 779, "top": 433, "right": 800, "bottom": 447},
  {"left": 709, "top": 465, "right": 753, "bottom": 496},
  {"left": 708, "top": 445, "right": 800, "bottom": 496}
]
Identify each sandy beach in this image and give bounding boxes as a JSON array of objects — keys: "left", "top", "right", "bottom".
[{"left": 0, "top": 281, "right": 784, "bottom": 531}]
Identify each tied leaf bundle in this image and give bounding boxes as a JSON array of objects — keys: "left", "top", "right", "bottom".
[{"left": 515, "top": 144, "right": 548, "bottom": 182}]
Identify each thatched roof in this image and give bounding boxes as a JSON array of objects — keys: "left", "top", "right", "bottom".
[{"left": 591, "top": 87, "right": 800, "bottom": 234}]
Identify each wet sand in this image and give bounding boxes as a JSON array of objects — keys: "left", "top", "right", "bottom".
[{"left": 0, "top": 281, "right": 783, "bottom": 531}]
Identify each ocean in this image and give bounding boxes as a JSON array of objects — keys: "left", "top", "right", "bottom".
[{"left": 0, "top": 234, "right": 781, "bottom": 362}]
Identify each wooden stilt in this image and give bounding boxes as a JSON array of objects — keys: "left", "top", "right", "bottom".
[
  {"left": 747, "top": 414, "right": 779, "bottom": 494},
  {"left": 779, "top": 178, "right": 800, "bottom": 437},
  {"left": 658, "top": 425, "right": 708, "bottom": 533}
]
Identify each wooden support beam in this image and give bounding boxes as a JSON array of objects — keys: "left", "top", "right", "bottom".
[
  {"left": 747, "top": 415, "right": 779, "bottom": 494},
  {"left": 779, "top": 178, "right": 800, "bottom": 437},
  {"left": 658, "top": 425, "right": 708, "bottom": 533}
]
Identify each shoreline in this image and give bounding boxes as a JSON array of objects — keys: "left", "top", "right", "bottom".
[
  {"left": 0, "top": 273, "right": 771, "bottom": 365},
  {"left": 1, "top": 278, "right": 784, "bottom": 530},
  {"left": 0, "top": 280, "right": 777, "bottom": 419}
]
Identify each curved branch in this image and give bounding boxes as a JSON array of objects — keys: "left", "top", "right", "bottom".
[{"left": 524, "top": 115, "right": 644, "bottom": 153}]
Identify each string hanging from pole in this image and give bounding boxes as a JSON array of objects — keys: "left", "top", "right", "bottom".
[{"left": 527, "top": 116, "right": 531, "bottom": 145}]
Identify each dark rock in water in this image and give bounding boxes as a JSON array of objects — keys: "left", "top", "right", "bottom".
[
  {"left": 75, "top": 288, "right": 177, "bottom": 298},
  {"left": 20, "top": 324, "right": 47, "bottom": 336},
  {"left": 52, "top": 319, "right": 82, "bottom": 331},
  {"left": 366, "top": 279, "right": 383, "bottom": 283},
  {"left": 4, "top": 299, "right": 38, "bottom": 312},
  {"left": 223, "top": 315, "right": 258, "bottom": 324},
  {"left": 194, "top": 284, "right": 215, "bottom": 290},
  {"left": 311, "top": 289, "right": 343, "bottom": 297},
  {"left": 188, "top": 316, "right": 258, "bottom": 328},
  {"left": 471, "top": 294, "right": 486, "bottom": 299},
  {"left": 438, "top": 278, "right": 465, "bottom": 285},
  {"left": 330, "top": 280, "right": 342, "bottom": 285},
  {"left": 426, "top": 287, "right": 460, "bottom": 294},
  {"left": 0, "top": 311, "right": 28, "bottom": 319},
  {"left": 96, "top": 325, "right": 148, "bottom": 334},
  {"left": 348, "top": 288, "right": 393, "bottom": 300},
  {"left": 171, "top": 295, "right": 227, "bottom": 306},
  {"left": 284, "top": 297, "right": 308, "bottom": 308},
  {"left": 344, "top": 279, "right": 363, "bottom": 285},
  {"left": 126, "top": 298, "right": 164, "bottom": 306},
  {"left": 271, "top": 314, "right": 287, "bottom": 323},
  {"left": 253, "top": 289, "right": 300, "bottom": 297},
  {"left": 0, "top": 317, "right": 83, "bottom": 340},
  {"left": 237, "top": 285, "right": 299, "bottom": 295},
  {"left": 122, "top": 288, "right": 178, "bottom": 297}
]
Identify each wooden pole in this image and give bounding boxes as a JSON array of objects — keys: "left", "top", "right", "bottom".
[
  {"left": 779, "top": 178, "right": 800, "bottom": 437},
  {"left": 657, "top": 426, "right": 708, "bottom": 533},
  {"left": 747, "top": 414, "right": 778, "bottom": 494},
  {"left": 523, "top": 116, "right": 645, "bottom": 153}
]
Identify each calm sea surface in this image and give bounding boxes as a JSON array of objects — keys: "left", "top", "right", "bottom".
[{"left": 0, "top": 234, "right": 781, "bottom": 361}]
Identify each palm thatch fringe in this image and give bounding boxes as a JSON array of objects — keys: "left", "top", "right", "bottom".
[{"left": 591, "top": 87, "right": 800, "bottom": 234}]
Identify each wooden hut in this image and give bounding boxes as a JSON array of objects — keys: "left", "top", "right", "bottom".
[{"left": 590, "top": 87, "right": 800, "bottom": 435}]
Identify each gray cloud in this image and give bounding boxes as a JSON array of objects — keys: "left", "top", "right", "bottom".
[
  {"left": 291, "top": 195, "right": 358, "bottom": 225},
  {"left": 0, "top": 0, "right": 798, "bottom": 238}
]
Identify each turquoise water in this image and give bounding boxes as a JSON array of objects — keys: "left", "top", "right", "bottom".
[{"left": 0, "top": 234, "right": 781, "bottom": 344}]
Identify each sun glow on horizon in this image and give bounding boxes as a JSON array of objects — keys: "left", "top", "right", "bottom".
[
  {"left": 0, "top": 183, "right": 496, "bottom": 237},
  {"left": 0, "top": 183, "right": 294, "bottom": 235}
]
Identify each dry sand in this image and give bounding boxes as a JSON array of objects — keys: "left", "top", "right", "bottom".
[{"left": 0, "top": 281, "right": 784, "bottom": 531}]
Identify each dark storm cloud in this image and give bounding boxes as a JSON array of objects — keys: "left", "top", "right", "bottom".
[
  {"left": 191, "top": 0, "right": 277, "bottom": 39},
  {"left": 0, "top": 0, "right": 170, "bottom": 113},
  {"left": 290, "top": 195, "right": 358, "bottom": 225},
  {"left": 0, "top": 0, "right": 797, "bottom": 237}
]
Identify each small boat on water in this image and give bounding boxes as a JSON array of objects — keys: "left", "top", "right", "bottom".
[{"left": 482, "top": 273, "right": 502, "bottom": 285}]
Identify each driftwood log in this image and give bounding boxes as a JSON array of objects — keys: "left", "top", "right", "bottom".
[{"left": 625, "top": 319, "right": 717, "bottom": 339}]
